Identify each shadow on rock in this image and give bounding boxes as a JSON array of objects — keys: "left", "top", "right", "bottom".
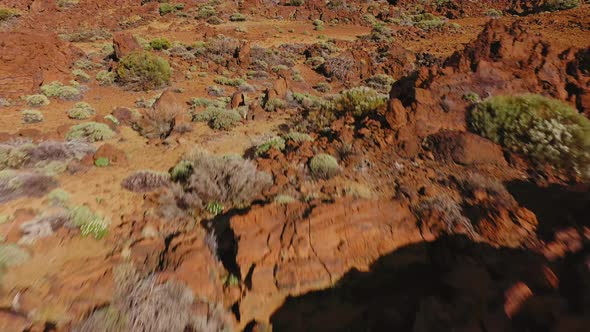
[{"left": 270, "top": 235, "right": 590, "bottom": 332}]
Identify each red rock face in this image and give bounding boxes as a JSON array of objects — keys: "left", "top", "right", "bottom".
[
  {"left": 0, "top": 31, "right": 83, "bottom": 98},
  {"left": 231, "top": 199, "right": 422, "bottom": 323},
  {"left": 387, "top": 21, "right": 590, "bottom": 155}
]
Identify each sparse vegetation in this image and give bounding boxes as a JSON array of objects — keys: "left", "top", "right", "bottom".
[
  {"left": 68, "top": 205, "right": 109, "bottom": 239},
  {"left": 67, "top": 102, "right": 96, "bottom": 120},
  {"left": 25, "top": 94, "right": 50, "bottom": 107},
  {"left": 66, "top": 122, "right": 116, "bottom": 142},
  {"left": 0, "top": 170, "right": 58, "bottom": 203},
  {"left": 116, "top": 51, "right": 171, "bottom": 91},
  {"left": 170, "top": 149, "right": 272, "bottom": 211},
  {"left": 96, "top": 70, "right": 116, "bottom": 86},
  {"left": 255, "top": 137, "right": 286, "bottom": 156},
  {"left": 230, "top": 13, "right": 247, "bottom": 22},
  {"left": 542, "top": 0, "right": 580, "bottom": 11},
  {"left": 121, "top": 170, "right": 170, "bottom": 192},
  {"left": 192, "top": 107, "right": 242, "bottom": 130},
  {"left": 22, "top": 110, "right": 44, "bottom": 124},
  {"left": 469, "top": 94, "right": 590, "bottom": 176},
  {"left": 330, "top": 86, "right": 387, "bottom": 118},
  {"left": 415, "top": 195, "right": 477, "bottom": 238},
  {"left": 41, "top": 81, "right": 81, "bottom": 100},
  {"left": 149, "top": 37, "right": 171, "bottom": 50},
  {"left": 0, "top": 8, "right": 21, "bottom": 21},
  {"left": 309, "top": 153, "right": 340, "bottom": 179}
]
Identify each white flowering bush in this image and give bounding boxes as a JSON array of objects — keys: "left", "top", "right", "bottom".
[{"left": 469, "top": 94, "right": 590, "bottom": 176}]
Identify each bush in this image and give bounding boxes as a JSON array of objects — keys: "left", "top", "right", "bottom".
[
  {"left": 116, "top": 51, "right": 171, "bottom": 91},
  {"left": 94, "top": 157, "right": 109, "bottom": 167},
  {"left": 213, "top": 76, "right": 246, "bottom": 87},
  {"left": 150, "top": 37, "right": 171, "bottom": 50},
  {"left": 264, "top": 98, "right": 287, "bottom": 112},
  {"left": 469, "top": 94, "right": 590, "bottom": 175},
  {"left": 255, "top": 137, "right": 286, "bottom": 156},
  {"left": 365, "top": 74, "right": 395, "bottom": 94},
  {"left": 96, "top": 70, "right": 116, "bottom": 86},
  {"left": 288, "top": 0, "right": 304, "bottom": 6},
  {"left": 192, "top": 107, "right": 241, "bottom": 130},
  {"left": 320, "top": 55, "right": 355, "bottom": 81},
  {"left": 40, "top": 81, "right": 81, "bottom": 100},
  {"left": 66, "top": 122, "right": 116, "bottom": 142},
  {"left": 0, "top": 244, "right": 30, "bottom": 268},
  {"left": 159, "top": 3, "right": 175, "bottom": 15},
  {"left": 542, "top": 0, "right": 580, "bottom": 11},
  {"left": 415, "top": 195, "right": 477, "bottom": 238},
  {"left": 370, "top": 23, "right": 394, "bottom": 42},
  {"left": 309, "top": 153, "right": 340, "bottom": 179},
  {"left": 0, "top": 8, "right": 20, "bottom": 21},
  {"left": 68, "top": 205, "right": 108, "bottom": 239},
  {"left": 171, "top": 149, "right": 272, "bottom": 210},
  {"left": 25, "top": 94, "right": 50, "bottom": 107},
  {"left": 283, "top": 132, "right": 314, "bottom": 143},
  {"left": 0, "top": 140, "right": 95, "bottom": 171},
  {"left": 0, "top": 170, "right": 58, "bottom": 203},
  {"left": 195, "top": 5, "right": 216, "bottom": 19},
  {"left": 329, "top": 86, "right": 387, "bottom": 118},
  {"left": 274, "top": 194, "right": 296, "bottom": 204},
  {"left": 121, "top": 170, "right": 170, "bottom": 192},
  {"left": 22, "top": 110, "right": 44, "bottom": 124},
  {"left": 72, "top": 69, "right": 90, "bottom": 82},
  {"left": 229, "top": 13, "right": 246, "bottom": 22},
  {"left": 313, "top": 19, "right": 324, "bottom": 31},
  {"left": 67, "top": 102, "right": 96, "bottom": 120}
]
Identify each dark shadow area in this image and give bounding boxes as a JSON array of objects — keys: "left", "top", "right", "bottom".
[
  {"left": 270, "top": 235, "right": 590, "bottom": 332},
  {"left": 507, "top": 181, "right": 590, "bottom": 241}
]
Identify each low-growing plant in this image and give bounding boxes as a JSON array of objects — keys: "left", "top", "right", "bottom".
[
  {"left": 329, "top": 86, "right": 387, "bottom": 118},
  {"left": 274, "top": 194, "right": 296, "bottom": 204},
  {"left": 135, "top": 105, "right": 180, "bottom": 139},
  {"left": 159, "top": 3, "right": 175, "bottom": 15},
  {"left": 255, "top": 137, "right": 286, "bottom": 156},
  {"left": 72, "top": 69, "right": 90, "bottom": 82},
  {"left": 214, "top": 76, "right": 246, "bottom": 87},
  {"left": 264, "top": 98, "right": 287, "bottom": 112},
  {"left": 116, "top": 51, "right": 171, "bottom": 91},
  {"left": 0, "top": 170, "right": 58, "bottom": 203},
  {"left": 370, "top": 23, "right": 394, "bottom": 42},
  {"left": 283, "top": 131, "right": 314, "bottom": 143},
  {"left": 47, "top": 188, "right": 70, "bottom": 206},
  {"left": 0, "top": 244, "right": 30, "bottom": 268},
  {"left": 25, "top": 94, "right": 50, "bottom": 107},
  {"left": 96, "top": 70, "right": 116, "bottom": 86},
  {"left": 192, "top": 107, "right": 241, "bottom": 130},
  {"left": 313, "top": 19, "right": 324, "bottom": 31},
  {"left": 229, "top": 13, "right": 246, "bottom": 21},
  {"left": 68, "top": 205, "right": 108, "bottom": 239},
  {"left": 41, "top": 81, "right": 81, "bottom": 100},
  {"left": 66, "top": 122, "right": 116, "bottom": 142},
  {"left": 415, "top": 195, "right": 477, "bottom": 238},
  {"left": 0, "top": 140, "right": 95, "bottom": 171},
  {"left": 469, "top": 94, "right": 590, "bottom": 176},
  {"left": 22, "top": 110, "right": 44, "bottom": 124},
  {"left": 94, "top": 157, "right": 109, "bottom": 167},
  {"left": 0, "top": 8, "right": 21, "bottom": 21},
  {"left": 309, "top": 153, "right": 340, "bottom": 179},
  {"left": 288, "top": 0, "right": 305, "bottom": 6},
  {"left": 149, "top": 37, "right": 171, "bottom": 50},
  {"left": 365, "top": 74, "right": 395, "bottom": 94},
  {"left": 205, "top": 201, "right": 224, "bottom": 215},
  {"left": 67, "top": 102, "right": 96, "bottom": 120},
  {"left": 170, "top": 149, "right": 272, "bottom": 211},
  {"left": 195, "top": 5, "right": 216, "bottom": 19},
  {"left": 121, "top": 170, "right": 170, "bottom": 192},
  {"left": 542, "top": 0, "right": 580, "bottom": 11}
]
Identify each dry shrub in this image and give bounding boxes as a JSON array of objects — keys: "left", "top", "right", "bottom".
[
  {"left": 1, "top": 140, "right": 95, "bottom": 170},
  {"left": 135, "top": 103, "right": 181, "bottom": 139},
  {"left": 121, "top": 170, "right": 170, "bottom": 192},
  {"left": 172, "top": 149, "right": 272, "bottom": 210},
  {"left": 0, "top": 171, "right": 58, "bottom": 203},
  {"left": 415, "top": 195, "right": 477, "bottom": 239},
  {"left": 319, "top": 55, "right": 356, "bottom": 81}
]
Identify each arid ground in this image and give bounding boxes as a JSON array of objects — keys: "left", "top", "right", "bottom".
[{"left": 0, "top": 0, "right": 589, "bottom": 331}]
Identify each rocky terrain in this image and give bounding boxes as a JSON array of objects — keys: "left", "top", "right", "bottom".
[{"left": 0, "top": 0, "right": 589, "bottom": 331}]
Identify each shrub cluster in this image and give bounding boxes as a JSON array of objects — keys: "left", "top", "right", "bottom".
[
  {"left": 170, "top": 149, "right": 272, "bottom": 211},
  {"left": 66, "top": 122, "right": 116, "bottom": 142},
  {"left": 469, "top": 94, "right": 590, "bottom": 176},
  {"left": 25, "top": 94, "right": 50, "bottom": 107},
  {"left": 309, "top": 153, "right": 340, "bottom": 179},
  {"left": 67, "top": 102, "right": 96, "bottom": 120},
  {"left": 41, "top": 81, "right": 82, "bottom": 100},
  {"left": 121, "top": 170, "right": 170, "bottom": 192},
  {"left": 150, "top": 37, "right": 171, "bottom": 50},
  {"left": 0, "top": 139, "right": 95, "bottom": 171},
  {"left": 22, "top": 110, "right": 44, "bottom": 124},
  {"left": 192, "top": 107, "right": 242, "bottom": 130},
  {"left": 0, "top": 170, "right": 58, "bottom": 203},
  {"left": 116, "top": 51, "right": 171, "bottom": 91}
]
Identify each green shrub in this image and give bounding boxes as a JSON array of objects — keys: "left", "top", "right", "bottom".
[
  {"left": 370, "top": 23, "right": 394, "bottom": 42},
  {"left": 94, "top": 157, "right": 109, "bottom": 167},
  {"left": 205, "top": 201, "right": 224, "bottom": 215},
  {"left": 25, "top": 94, "right": 50, "bottom": 107},
  {"left": 159, "top": 3, "right": 175, "bottom": 15},
  {"left": 283, "top": 132, "right": 314, "bottom": 143},
  {"left": 47, "top": 188, "right": 70, "bottom": 206},
  {"left": 469, "top": 94, "right": 590, "bottom": 175},
  {"left": 365, "top": 74, "right": 395, "bottom": 93},
  {"left": 313, "top": 19, "right": 324, "bottom": 31},
  {"left": 72, "top": 69, "right": 90, "bottom": 82},
  {"left": 255, "top": 137, "right": 286, "bottom": 156},
  {"left": 96, "top": 70, "right": 116, "bottom": 86},
  {"left": 542, "top": 0, "right": 580, "bottom": 11},
  {"left": 264, "top": 98, "right": 287, "bottom": 112},
  {"left": 274, "top": 194, "right": 296, "bottom": 204},
  {"left": 68, "top": 205, "right": 108, "bottom": 239},
  {"left": 330, "top": 86, "right": 387, "bottom": 118},
  {"left": 67, "top": 102, "right": 96, "bottom": 120},
  {"left": 116, "top": 51, "right": 171, "bottom": 91},
  {"left": 195, "top": 5, "right": 216, "bottom": 19},
  {"left": 309, "top": 153, "right": 340, "bottom": 179},
  {"left": 41, "top": 81, "right": 81, "bottom": 100},
  {"left": 288, "top": 0, "right": 304, "bottom": 6},
  {"left": 192, "top": 107, "right": 242, "bottom": 130},
  {"left": 0, "top": 8, "right": 21, "bottom": 21},
  {"left": 66, "top": 122, "right": 116, "bottom": 142},
  {"left": 229, "top": 13, "right": 246, "bottom": 22},
  {"left": 0, "top": 244, "right": 30, "bottom": 268},
  {"left": 22, "top": 110, "right": 43, "bottom": 124},
  {"left": 213, "top": 76, "right": 246, "bottom": 87},
  {"left": 149, "top": 37, "right": 171, "bottom": 50}
]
